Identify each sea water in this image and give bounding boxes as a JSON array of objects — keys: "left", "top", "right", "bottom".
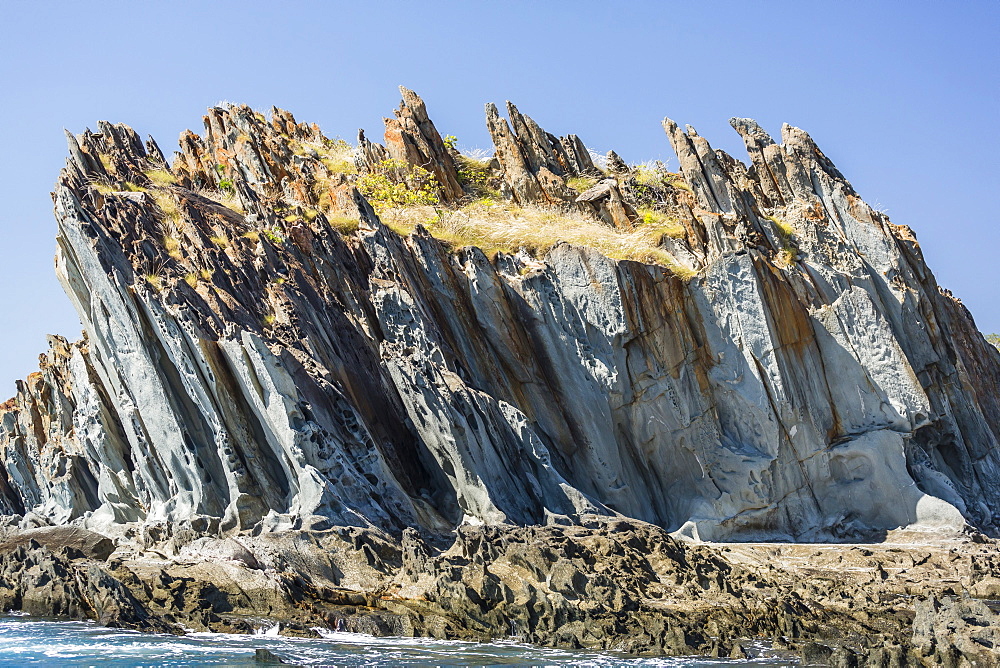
[{"left": 0, "top": 615, "right": 797, "bottom": 666}]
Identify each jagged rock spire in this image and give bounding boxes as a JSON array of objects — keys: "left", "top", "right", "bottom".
[{"left": 354, "top": 87, "right": 464, "bottom": 203}]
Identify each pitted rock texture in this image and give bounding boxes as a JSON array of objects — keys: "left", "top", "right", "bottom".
[
  {"left": 2, "top": 89, "right": 1000, "bottom": 545},
  {"left": 1, "top": 519, "right": 999, "bottom": 665}
]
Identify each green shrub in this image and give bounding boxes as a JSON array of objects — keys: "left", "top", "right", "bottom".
[
  {"left": 357, "top": 159, "right": 440, "bottom": 211},
  {"left": 638, "top": 208, "right": 685, "bottom": 238},
  {"left": 455, "top": 155, "right": 497, "bottom": 198}
]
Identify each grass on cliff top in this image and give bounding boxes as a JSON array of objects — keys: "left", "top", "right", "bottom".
[
  {"left": 291, "top": 137, "right": 357, "bottom": 174},
  {"left": 377, "top": 200, "right": 697, "bottom": 279}
]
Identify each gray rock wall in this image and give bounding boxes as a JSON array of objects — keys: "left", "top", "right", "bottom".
[{"left": 2, "top": 95, "right": 999, "bottom": 541}]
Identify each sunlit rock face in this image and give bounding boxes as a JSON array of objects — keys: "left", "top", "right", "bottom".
[{"left": 2, "top": 89, "right": 999, "bottom": 541}]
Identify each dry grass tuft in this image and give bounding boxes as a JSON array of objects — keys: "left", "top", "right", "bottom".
[
  {"left": 217, "top": 191, "right": 245, "bottom": 214},
  {"left": 327, "top": 216, "right": 360, "bottom": 235},
  {"left": 566, "top": 176, "right": 598, "bottom": 193},
  {"left": 98, "top": 153, "right": 114, "bottom": 173},
  {"left": 89, "top": 180, "right": 116, "bottom": 195},
  {"left": 379, "top": 201, "right": 697, "bottom": 278},
  {"left": 144, "top": 169, "right": 177, "bottom": 186},
  {"left": 638, "top": 208, "right": 686, "bottom": 239},
  {"left": 163, "top": 235, "right": 183, "bottom": 261},
  {"left": 152, "top": 191, "right": 181, "bottom": 222},
  {"left": 144, "top": 274, "right": 164, "bottom": 292}
]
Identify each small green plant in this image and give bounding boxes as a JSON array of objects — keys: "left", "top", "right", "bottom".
[
  {"left": 98, "top": 153, "right": 114, "bottom": 173},
  {"left": 241, "top": 230, "right": 261, "bottom": 242},
  {"left": 455, "top": 154, "right": 497, "bottom": 197},
  {"left": 215, "top": 164, "right": 226, "bottom": 175},
  {"left": 638, "top": 208, "right": 686, "bottom": 238},
  {"left": 199, "top": 269, "right": 213, "bottom": 281},
  {"left": 262, "top": 314, "right": 276, "bottom": 327},
  {"left": 357, "top": 159, "right": 440, "bottom": 211},
  {"left": 124, "top": 182, "right": 147, "bottom": 192},
  {"left": 183, "top": 273, "right": 198, "bottom": 288},
  {"left": 442, "top": 135, "right": 458, "bottom": 151},
  {"left": 209, "top": 235, "right": 229, "bottom": 248},
  {"left": 218, "top": 178, "right": 235, "bottom": 193},
  {"left": 262, "top": 227, "right": 284, "bottom": 244}
]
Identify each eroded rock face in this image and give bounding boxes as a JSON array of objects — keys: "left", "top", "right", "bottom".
[
  {"left": 359, "top": 86, "right": 464, "bottom": 203},
  {"left": 2, "top": 518, "right": 998, "bottom": 663},
  {"left": 1, "top": 92, "right": 999, "bottom": 546}
]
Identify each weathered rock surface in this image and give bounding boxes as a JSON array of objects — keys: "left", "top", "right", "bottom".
[
  {"left": 356, "top": 86, "right": 464, "bottom": 203},
  {"left": 2, "top": 88, "right": 1000, "bottom": 659},
  {"left": 1, "top": 518, "right": 998, "bottom": 664}
]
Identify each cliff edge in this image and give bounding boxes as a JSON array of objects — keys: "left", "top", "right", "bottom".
[{"left": 1, "top": 88, "right": 999, "bottom": 662}]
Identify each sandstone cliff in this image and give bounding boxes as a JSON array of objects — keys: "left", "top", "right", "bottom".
[{"left": 2, "top": 88, "right": 1000, "bottom": 545}]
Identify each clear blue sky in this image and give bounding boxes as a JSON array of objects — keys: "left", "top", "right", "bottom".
[{"left": 1, "top": 1, "right": 998, "bottom": 393}]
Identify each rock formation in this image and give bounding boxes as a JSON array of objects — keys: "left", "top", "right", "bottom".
[{"left": 1, "top": 87, "right": 1000, "bottom": 662}]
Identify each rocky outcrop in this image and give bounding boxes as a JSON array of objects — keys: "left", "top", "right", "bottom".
[
  {"left": 356, "top": 86, "right": 464, "bottom": 203},
  {"left": 1, "top": 517, "right": 998, "bottom": 664},
  {"left": 2, "top": 88, "right": 1000, "bottom": 657},
  {"left": 3, "top": 90, "right": 1000, "bottom": 543},
  {"left": 486, "top": 102, "right": 603, "bottom": 207},
  {"left": 483, "top": 100, "right": 640, "bottom": 228}
]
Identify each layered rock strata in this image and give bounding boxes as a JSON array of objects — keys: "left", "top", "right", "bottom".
[
  {"left": 1, "top": 88, "right": 1000, "bottom": 661},
  {"left": 4, "top": 90, "right": 999, "bottom": 541}
]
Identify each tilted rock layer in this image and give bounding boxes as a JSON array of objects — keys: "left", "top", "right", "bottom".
[{"left": 3, "top": 88, "right": 1000, "bottom": 545}]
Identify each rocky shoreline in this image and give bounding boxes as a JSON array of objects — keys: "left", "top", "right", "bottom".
[{"left": 2, "top": 518, "right": 999, "bottom": 665}]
